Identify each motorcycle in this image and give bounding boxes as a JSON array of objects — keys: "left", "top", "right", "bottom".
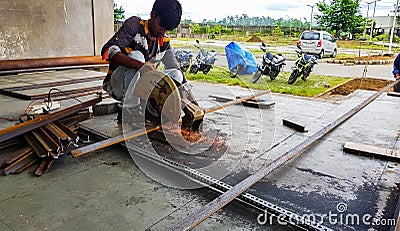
[
  {"left": 189, "top": 40, "right": 217, "bottom": 75},
  {"left": 174, "top": 48, "right": 193, "bottom": 72},
  {"left": 288, "top": 50, "right": 318, "bottom": 85},
  {"left": 252, "top": 43, "right": 286, "bottom": 83}
]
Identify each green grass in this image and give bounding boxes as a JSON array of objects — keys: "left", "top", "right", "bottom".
[{"left": 186, "top": 66, "right": 350, "bottom": 97}]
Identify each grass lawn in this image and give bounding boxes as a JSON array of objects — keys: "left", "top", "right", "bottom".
[{"left": 186, "top": 66, "right": 350, "bottom": 97}]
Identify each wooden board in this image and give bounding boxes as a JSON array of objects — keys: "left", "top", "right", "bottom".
[{"left": 343, "top": 142, "right": 400, "bottom": 162}]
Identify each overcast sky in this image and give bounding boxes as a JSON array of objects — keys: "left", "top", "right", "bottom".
[{"left": 114, "top": 0, "right": 398, "bottom": 23}]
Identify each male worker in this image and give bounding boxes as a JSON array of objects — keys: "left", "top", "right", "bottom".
[
  {"left": 101, "top": 0, "right": 196, "bottom": 122},
  {"left": 392, "top": 53, "right": 400, "bottom": 92}
]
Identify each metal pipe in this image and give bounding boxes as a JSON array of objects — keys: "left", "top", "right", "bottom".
[
  {"left": 0, "top": 56, "right": 107, "bottom": 72},
  {"left": 171, "top": 79, "right": 400, "bottom": 230}
]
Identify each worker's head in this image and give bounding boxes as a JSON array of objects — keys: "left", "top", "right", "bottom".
[{"left": 149, "top": 0, "right": 182, "bottom": 37}]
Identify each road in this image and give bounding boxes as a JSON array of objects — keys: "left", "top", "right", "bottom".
[
  {"left": 214, "top": 54, "right": 394, "bottom": 81},
  {"left": 173, "top": 40, "right": 394, "bottom": 81}
]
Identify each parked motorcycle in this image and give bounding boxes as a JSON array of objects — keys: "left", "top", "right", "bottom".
[
  {"left": 189, "top": 40, "right": 217, "bottom": 74},
  {"left": 252, "top": 43, "right": 286, "bottom": 83},
  {"left": 288, "top": 50, "right": 318, "bottom": 85},
  {"left": 174, "top": 48, "right": 193, "bottom": 72}
]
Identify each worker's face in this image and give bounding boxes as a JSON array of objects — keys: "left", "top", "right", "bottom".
[{"left": 149, "top": 16, "right": 167, "bottom": 38}]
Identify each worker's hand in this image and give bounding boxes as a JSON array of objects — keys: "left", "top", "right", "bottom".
[
  {"left": 396, "top": 74, "right": 400, "bottom": 80},
  {"left": 139, "top": 62, "right": 155, "bottom": 75}
]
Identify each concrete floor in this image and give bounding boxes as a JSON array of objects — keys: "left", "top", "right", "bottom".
[{"left": 0, "top": 78, "right": 399, "bottom": 230}]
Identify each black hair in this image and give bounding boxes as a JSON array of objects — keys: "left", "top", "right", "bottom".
[{"left": 152, "top": 0, "right": 182, "bottom": 31}]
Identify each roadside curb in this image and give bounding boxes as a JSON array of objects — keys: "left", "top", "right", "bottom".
[{"left": 326, "top": 59, "right": 394, "bottom": 65}]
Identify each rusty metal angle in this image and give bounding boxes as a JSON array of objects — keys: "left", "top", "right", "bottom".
[
  {"left": 171, "top": 79, "right": 400, "bottom": 230},
  {"left": 0, "top": 96, "right": 101, "bottom": 143}
]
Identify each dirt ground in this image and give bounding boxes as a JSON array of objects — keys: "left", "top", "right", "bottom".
[
  {"left": 323, "top": 78, "right": 393, "bottom": 96},
  {"left": 339, "top": 55, "right": 395, "bottom": 61},
  {"left": 246, "top": 35, "right": 265, "bottom": 43}
]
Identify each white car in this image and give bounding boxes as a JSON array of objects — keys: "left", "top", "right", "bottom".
[{"left": 296, "top": 30, "right": 338, "bottom": 58}]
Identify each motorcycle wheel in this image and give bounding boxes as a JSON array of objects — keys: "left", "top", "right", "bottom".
[
  {"left": 203, "top": 66, "right": 211, "bottom": 74},
  {"left": 252, "top": 70, "right": 262, "bottom": 84},
  {"left": 181, "top": 65, "right": 189, "bottom": 72},
  {"left": 269, "top": 70, "right": 279, "bottom": 81},
  {"left": 288, "top": 70, "right": 300, "bottom": 85},
  {"left": 189, "top": 65, "right": 199, "bottom": 74}
]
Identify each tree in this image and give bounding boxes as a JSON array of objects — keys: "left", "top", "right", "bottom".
[
  {"left": 315, "top": 0, "right": 365, "bottom": 37},
  {"left": 114, "top": 3, "right": 125, "bottom": 23}
]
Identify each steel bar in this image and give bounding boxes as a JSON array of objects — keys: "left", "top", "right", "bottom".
[
  {"left": 23, "top": 132, "right": 48, "bottom": 158},
  {"left": 53, "top": 121, "right": 79, "bottom": 142},
  {"left": 34, "top": 158, "right": 54, "bottom": 176},
  {"left": 3, "top": 146, "right": 33, "bottom": 166},
  {"left": 13, "top": 156, "right": 38, "bottom": 174},
  {"left": 0, "top": 96, "right": 101, "bottom": 143},
  {"left": 0, "top": 56, "right": 107, "bottom": 72},
  {"left": 71, "top": 90, "right": 271, "bottom": 157},
  {"left": 0, "top": 138, "right": 21, "bottom": 150},
  {"left": 43, "top": 123, "right": 70, "bottom": 143},
  {"left": 71, "top": 126, "right": 161, "bottom": 157},
  {"left": 171, "top": 79, "right": 400, "bottom": 230},
  {"left": 205, "top": 90, "right": 270, "bottom": 114},
  {"left": 3, "top": 151, "right": 35, "bottom": 175}
]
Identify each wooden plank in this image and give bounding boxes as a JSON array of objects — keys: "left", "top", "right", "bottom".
[
  {"left": 343, "top": 142, "right": 400, "bottom": 162},
  {"left": 282, "top": 119, "right": 308, "bottom": 132},
  {"left": 170, "top": 79, "right": 400, "bottom": 231}
]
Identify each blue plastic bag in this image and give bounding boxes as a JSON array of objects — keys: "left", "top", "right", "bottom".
[{"left": 225, "top": 42, "right": 258, "bottom": 75}]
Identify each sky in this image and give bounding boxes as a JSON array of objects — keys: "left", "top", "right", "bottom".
[{"left": 114, "top": 0, "right": 399, "bottom": 23}]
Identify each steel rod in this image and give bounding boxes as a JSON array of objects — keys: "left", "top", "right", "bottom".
[
  {"left": 0, "top": 96, "right": 101, "bottom": 143},
  {"left": 71, "top": 126, "right": 161, "bottom": 157},
  {"left": 0, "top": 56, "right": 107, "bottom": 72},
  {"left": 171, "top": 79, "right": 400, "bottom": 230},
  {"left": 71, "top": 90, "right": 271, "bottom": 157}
]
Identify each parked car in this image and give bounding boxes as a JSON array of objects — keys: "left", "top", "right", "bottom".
[{"left": 296, "top": 30, "right": 338, "bottom": 58}]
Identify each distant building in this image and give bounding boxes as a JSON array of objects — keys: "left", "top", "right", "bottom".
[
  {"left": 177, "top": 24, "right": 191, "bottom": 38},
  {"left": 367, "top": 16, "right": 400, "bottom": 37}
]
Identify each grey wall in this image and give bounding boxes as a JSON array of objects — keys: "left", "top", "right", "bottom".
[{"left": 0, "top": 0, "right": 114, "bottom": 60}]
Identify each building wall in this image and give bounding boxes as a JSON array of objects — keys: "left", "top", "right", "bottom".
[{"left": 0, "top": 0, "right": 114, "bottom": 60}]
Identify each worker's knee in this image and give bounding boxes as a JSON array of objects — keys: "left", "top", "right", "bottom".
[
  {"left": 128, "top": 50, "right": 145, "bottom": 63},
  {"left": 165, "top": 69, "right": 185, "bottom": 84}
]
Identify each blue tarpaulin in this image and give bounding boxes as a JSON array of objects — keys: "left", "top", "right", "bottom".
[{"left": 225, "top": 42, "right": 258, "bottom": 75}]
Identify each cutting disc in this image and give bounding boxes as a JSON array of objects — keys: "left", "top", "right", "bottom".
[{"left": 133, "top": 70, "right": 182, "bottom": 124}]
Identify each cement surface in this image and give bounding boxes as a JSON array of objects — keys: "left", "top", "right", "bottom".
[{"left": 0, "top": 80, "right": 399, "bottom": 231}]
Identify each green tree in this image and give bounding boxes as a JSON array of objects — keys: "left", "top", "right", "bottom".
[
  {"left": 315, "top": 0, "right": 365, "bottom": 37},
  {"left": 114, "top": 3, "right": 125, "bottom": 23}
]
